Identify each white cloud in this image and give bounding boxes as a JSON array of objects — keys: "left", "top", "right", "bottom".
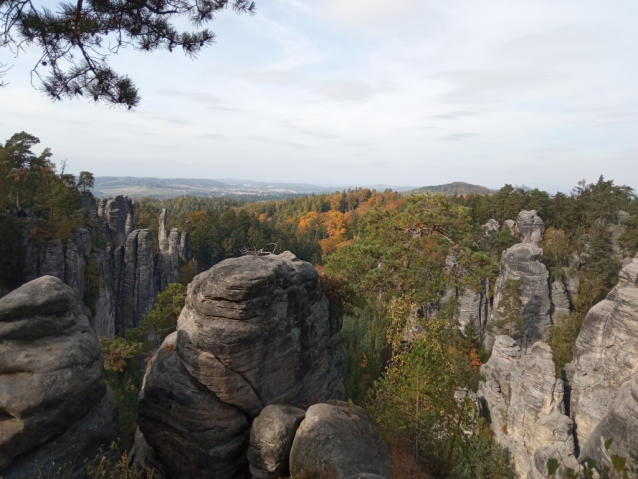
[{"left": 0, "top": 0, "right": 637, "bottom": 190}]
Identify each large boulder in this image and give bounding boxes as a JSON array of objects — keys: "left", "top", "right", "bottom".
[
  {"left": 0, "top": 276, "right": 116, "bottom": 476},
  {"left": 565, "top": 254, "right": 638, "bottom": 449},
  {"left": 248, "top": 405, "right": 306, "bottom": 479},
  {"left": 517, "top": 210, "right": 545, "bottom": 247},
  {"left": 289, "top": 401, "right": 392, "bottom": 479},
  {"left": 489, "top": 243, "right": 552, "bottom": 350},
  {"left": 479, "top": 337, "right": 577, "bottom": 478},
  {"left": 138, "top": 333, "right": 251, "bottom": 479},
  {"left": 136, "top": 252, "right": 345, "bottom": 478}
]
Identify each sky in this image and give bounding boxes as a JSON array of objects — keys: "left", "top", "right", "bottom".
[{"left": 1, "top": 0, "right": 638, "bottom": 193}]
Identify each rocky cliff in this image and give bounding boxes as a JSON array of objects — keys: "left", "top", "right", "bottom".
[
  {"left": 22, "top": 194, "right": 191, "bottom": 338},
  {"left": 0, "top": 276, "right": 117, "bottom": 477},
  {"left": 565, "top": 254, "right": 638, "bottom": 452},
  {"left": 135, "top": 252, "right": 345, "bottom": 478},
  {"left": 481, "top": 254, "right": 638, "bottom": 478},
  {"left": 479, "top": 337, "right": 578, "bottom": 478}
]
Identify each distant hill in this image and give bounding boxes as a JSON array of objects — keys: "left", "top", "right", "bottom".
[
  {"left": 92, "top": 177, "right": 417, "bottom": 200},
  {"left": 404, "top": 182, "right": 494, "bottom": 196}
]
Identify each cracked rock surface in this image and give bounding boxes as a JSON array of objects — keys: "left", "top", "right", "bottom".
[{"left": 136, "top": 252, "right": 345, "bottom": 478}]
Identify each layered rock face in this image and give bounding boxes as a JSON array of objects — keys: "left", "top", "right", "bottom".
[
  {"left": 136, "top": 252, "right": 345, "bottom": 478},
  {"left": 565, "top": 254, "right": 638, "bottom": 450},
  {"left": 157, "top": 208, "right": 180, "bottom": 291},
  {"left": 0, "top": 276, "right": 117, "bottom": 477},
  {"left": 118, "top": 229, "right": 156, "bottom": 331},
  {"left": 289, "top": 401, "right": 392, "bottom": 479},
  {"left": 479, "top": 337, "right": 577, "bottom": 478},
  {"left": 490, "top": 243, "right": 552, "bottom": 349},
  {"left": 23, "top": 195, "right": 191, "bottom": 338},
  {"left": 517, "top": 210, "right": 545, "bottom": 247}
]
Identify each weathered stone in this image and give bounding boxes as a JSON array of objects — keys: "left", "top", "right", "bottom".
[
  {"left": 289, "top": 401, "right": 392, "bottom": 479},
  {"left": 479, "top": 338, "right": 576, "bottom": 478},
  {"left": 483, "top": 219, "right": 500, "bottom": 235},
  {"left": 550, "top": 279, "right": 571, "bottom": 320},
  {"left": 136, "top": 252, "right": 345, "bottom": 478},
  {"left": 564, "top": 254, "right": 638, "bottom": 449},
  {"left": 178, "top": 230, "right": 191, "bottom": 262},
  {"left": 2, "top": 388, "right": 118, "bottom": 479},
  {"left": 175, "top": 252, "right": 344, "bottom": 415},
  {"left": 0, "top": 276, "right": 115, "bottom": 475},
  {"left": 578, "top": 372, "right": 638, "bottom": 472},
  {"left": 81, "top": 191, "right": 98, "bottom": 218},
  {"left": 138, "top": 333, "right": 251, "bottom": 479},
  {"left": 89, "top": 249, "right": 116, "bottom": 338},
  {"left": 248, "top": 405, "right": 306, "bottom": 479},
  {"left": 489, "top": 243, "right": 552, "bottom": 350},
  {"left": 118, "top": 229, "right": 155, "bottom": 331},
  {"left": 517, "top": 210, "right": 545, "bottom": 247},
  {"left": 158, "top": 208, "right": 180, "bottom": 291},
  {"left": 98, "top": 195, "right": 136, "bottom": 249},
  {"left": 39, "top": 239, "right": 66, "bottom": 281}
]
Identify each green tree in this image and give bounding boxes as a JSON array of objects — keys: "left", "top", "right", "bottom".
[
  {"left": 1, "top": 0, "right": 256, "bottom": 108},
  {"left": 495, "top": 279, "right": 523, "bottom": 338},
  {"left": 77, "top": 171, "right": 95, "bottom": 192}
]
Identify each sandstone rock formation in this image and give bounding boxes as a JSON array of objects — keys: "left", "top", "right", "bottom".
[
  {"left": 289, "top": 401, "right": 392, "bottom": 479},
  {"left": 483, "top": 218, "right": 500, "bottom": 235},
  {"left": 578, "top": 372, "right": 638, "bottom": 471},
  {"left": 98, "top": 195, "right": 136, "bottom": 249},
  {"left": 0, "top": 276, "right": 117, "bottom": 476},
  {"left": 489, "top": 243, "right": 552, "bottom": 350},
  {"left": 118, "top": 229, "right": 155, "bottom": 331},
  {"left": 138, "top": 333, "right": 251, "bottom": 479},
  {"left": 565, "top": 254, "right": 638, "bottom": 449},
  {"left": 136, "top": 252, "right": 345, "bottom": 478},
  {"left": 248, "top": 405, "right": 306, "bottom": 479},
  {"left": 158, "top": 208, "right": 180, "bottom": 291},
  {"left": 22, "top": 196, "right": 190, "bottom": 338},
  {"left": 517, "top": 210, "right": 545, "bottom": 247},
  {"left": 479, "top": 337, "right": 577, "bottom": 478},
  {"left": 503, "top": 219, "right": 518, "bottom": 236},
  {"left": 550, "top": 279, "right": 571, "bottom": 320}
]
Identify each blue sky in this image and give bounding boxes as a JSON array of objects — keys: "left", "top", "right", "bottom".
[{"left": 1, "top": 0, "right": 638, "bottom": 193}]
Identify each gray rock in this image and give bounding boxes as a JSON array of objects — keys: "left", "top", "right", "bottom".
[
  {"left": 479, "top": 338, "right": 576, "bottom": 478},
  {"left": 457, "top": 280, "right": 491, "bottom": 343},
  {"left": 2, "top": 388, "right": 118, "bottom": 479},
  {"left": 98, "top": 195, "right": 136, "bottom": 250},
  {"left": 137, "top": 333, "right": 251, "bottom": 479},
  {"left": 565, "top": 254, "right": 638, "bottom": 449},
  {"left": 40, "top": 239, "right": 66, "bottom": 281},
  {"left": 118, "top": 229, "right": 155, "bottom": 331},
  {"left": 489, "top": 243, "right": 552, "bottom": 350},
  {"left": 81, "top": 191, "right": 98, "bottom": 218},
  {"left": 248, "top": 405, "right": 306, "bottom": 479},
  {"left": 0, "top": 276, "right": 114, "bottom": 474},
  {"left": 578, "top": 372, "right": 638, "bottom": 472},
  {"left": 503, "top": 219, "right": 518, "bottom": 236},
  {"left": 289, "top": 401, "right": 392, "bottom": 479},
  {"left": 483, "top": 219, "right": 500, "bottom": 235},
  {"left": 178, "top": 230, "right": 191, "bottom": 262},
  {"left": 158, "top": 209, "right": 180, "bottom": 291},
  {"left": 550, "top": 279, "right": 571, "bottom": 321},
  {"left": 89, "top": 249, "right": 116, "bottom": 338},
  {"left": 517, "top": 210, "right": 545, "bottom": 247},
  {"left": 175, "top": 252, "right": 344, "bottom": 415},
  {"left": 136, "top": 253, "right": 345, "bottom": 478}
]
